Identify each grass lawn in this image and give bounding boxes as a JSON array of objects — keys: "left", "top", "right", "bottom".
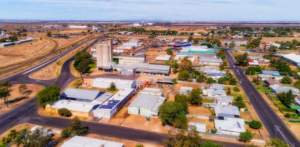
[
  {"left": 257, "top": 86, "right": 272, "bottom": 94},
  {"left": 202, "top": 99, "right": 214, "bottom": 103}
]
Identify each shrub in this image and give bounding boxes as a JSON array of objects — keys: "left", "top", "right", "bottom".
[
  {"left": 172, "top": 79, "right": 178, "bottom": 84},
  {"left": 233, "top": 101, "right": 246, "bottom": 108},
  {"left": 136, "top": 144, "right": 144, "bottom": 147},
  {"left": 249, "top": 120, "right": 262, "bottom": 129},
  {"left": 284, "top": 113, "right": 291, "bottom": 118},
  {"left": 58, "top": 108, "right": 72, "bottom": 117},
  {"left": 239, "top": 130, "right": 253, "bottom": 142},
  {"left": 113, "top": 68, "right": 118, "bottom": 71},
  {"left": 61, "top": 129, "right": 70, "bottom": 138},
  {"left": 281, "top": 77, "right": 292, "bottom": 84},
  {"left": 211, "top": 128, "right": 217, "bottom": 134},
  {"left": 279, "top": 108, "right": 295, "bottom": 112},
  {"left": 233, "top": 87, "right": 240, "bottom": 92}
]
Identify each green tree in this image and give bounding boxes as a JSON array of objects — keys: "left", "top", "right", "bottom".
[
  {"left": 233, "top": 87, "right": 240, "bottom": 92},
  {"left": 74, "top": 51, "right": 92, "bottom": 82},
  {"left": 200, "top": 141, "right": 222, "bottom": 147},
  {"left": 229, "top": 78, "right": 238, "bottom": 85},
  {"left": 218, "top": 77, "right": 226, "bottom": 84},
  {"left": 206, "top": 77, "right": 216, "bottom": 84},
  {"left": 266, "top": 138, "right": 289, "bottom": 147},
  {"left": 189, "top": 89, "right": 202, "bottom": 105},
  {"left": 188, "top": 36, "right": 193, "bottom": 43},
  {"left": 159, "top": 102, "right": 187, "bottom": 128},
  {"left": 18, "top": 84, "right": 27, "bottom": 94},
  {"left": 285, "top": 90, "right": 293, "bottom": 105},
  {"left": 175, "top": 94, "right": 189, "bottom": 113},
  {"left": 61, "top": 128, "right": 70, "bottom": 138},
  {"left": 107, "top": 82, "right": 117, "bottom": 91},
  {"left": 47, "top": 31, "right": 52, "bottom": 37},
  {"left": 0, "top": 81, "right": 12, "bottom": 108},
  {"left": 15, "top": 128, "right": 52, "bottom": 147},
  {"left": 58, "top": 108, "right": 72, "bottom": 117},
  {"left": 197, "top": 75, "right": 206, "bottom": 83},
  {"left": 212, "top": 39, "right": 221, "bottom": 47},
  {"left": 178, "top": 70, "right": 190, "bottom": 81},
  {"left": 229, "top": 41, "right": 235, "bottom": 48},
  {"left": 294, "top": 80, "right": 300, "bottom": 90},
  {"left": 69, "top": 117, "right": 88, "bottom": 136},
  {"left": 239, "top": 130, "right": 253, "bottom": 142},
  {"left": 36, "top": 84, "right": 60, "bottom": 107},
  {"left": 249, "top": 120, "right": 262, "bottom": 129},
  {"left": 233, "top": 101, "right": 246, "bottom": 108},
  {"left": 179, "top": 58, "right": 193, "bottom": 72},
  {"left": 171, "top": 62, "right": 179, "bottom": 73},
  {"left": 163, "top": 126, "right": 201, "bottom": 147},
  {"left": 166, "top": 49, "right": 173, "bottom": 55},
  {"left": 281, "top": 77, "right": 292, "bottom": 84},
  {"left": 235, "top": 54, "right": 248, "bottom": 66}
]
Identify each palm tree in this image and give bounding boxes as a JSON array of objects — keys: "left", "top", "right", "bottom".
[{"left": 0, "top": 81, "right": 12, "bottom": 108}]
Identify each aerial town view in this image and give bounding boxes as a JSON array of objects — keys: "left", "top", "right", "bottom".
[{"left": 0, "top": 0, "right": 300, "bottom": 147}]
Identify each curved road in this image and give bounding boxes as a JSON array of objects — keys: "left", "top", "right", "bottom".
[
  {"left": 0, "top": 40, "right": 244, "bottom": 147},
  {"left": 225, "top": 50, "right": 299, "bottom": 147}
]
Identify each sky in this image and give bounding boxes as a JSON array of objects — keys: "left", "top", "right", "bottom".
[{"left": 1, "top": 0, "right": 300, "bottom": 21}]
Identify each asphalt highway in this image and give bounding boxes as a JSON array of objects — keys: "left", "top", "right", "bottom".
[
  {"left": 0, "top": 40, "right": 245, "bottom": 147},
  {"left": 225, "top": 50, "right": 300, "bottom": 147}
]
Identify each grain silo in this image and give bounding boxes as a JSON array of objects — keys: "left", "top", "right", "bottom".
[{"left": 96, "top": 40, "right": 113, "bottom": 70}]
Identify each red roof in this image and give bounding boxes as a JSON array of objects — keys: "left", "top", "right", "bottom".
[{"left": 248, "top": 59, "right": 254, "bottom": 63}]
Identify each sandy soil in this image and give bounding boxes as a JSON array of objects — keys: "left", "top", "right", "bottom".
[
  {"left": 51, "top": 35, "right": 91, "bottom": 49},
  {"left": 30, "top": 39, "right": 96, "bottom": 80},
  {"left": 188, "top": 106, "right": 212, "bottom": 117},
  {"left": 0, "top": 84, "right": 44, "bottom": 114},
  {"left": 0, "top": 36, "right": 55, "bottom": 68}
]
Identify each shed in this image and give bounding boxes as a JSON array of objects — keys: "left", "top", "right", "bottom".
[{"left": 188, "top": 122, "right": 206, "bottom": 132}]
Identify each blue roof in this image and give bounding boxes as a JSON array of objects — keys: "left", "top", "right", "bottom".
[
  {"left": 107, "top": 100, "right": 120, "bottom": 106},
  {"left": 207, "top": 73, "right": 226, "bottom": 76},
  {"left": 218, "top": 113, "right": 235, "bottom": 118},
  {"left": 100, "top": 105, "right": 114, "bottom": 109},
  {"left": 262, "top": 70, "right": 280, "bottom": 76},
  {"left": 61, "top": 88, "right": 105, "bottom": 101}
]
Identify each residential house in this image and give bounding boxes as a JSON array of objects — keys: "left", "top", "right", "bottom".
[
  {"left": 216, "top": 96, "right": 234, "bottom": 106},
  {"left": 270, "top": 85, "right": 299, "bottom": 95},
  {"left": 214, "top": 105, "right": 240, "bottom": 119},
  {"left": 207, "top": 73, "right": 226, "bottom": 80},
  {"left": 203, "top": 89, "right": 226, "bottom": 98},
  {"left": 265, "top": 79, "right": 281, "bottom": 86},
  {"left": 214, "top": 118, "right": 245, "bottom": 136}
]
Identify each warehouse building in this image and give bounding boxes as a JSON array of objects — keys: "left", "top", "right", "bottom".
[
  {"left": 280, "top": 53, "right": 300, "bottom": 67},
  {"left": 139, "top": 88, "right": 163, "bottom": 96},
  {"left": 128, "top": 94, "right": 166, "bottom": 117},
  {"left": 156, "top": 55, "right": 172, "bottom": 61},
  {"left": 14, "top": 37, "right": 34, "bottom": 44},
  {"left": 45, "top": 100, "right": 96, "bottom": 118},
  {"left": 199, "top": 56, "right": 223, "bottom": 65},
  {"left": 62, "top": 136, "right": 124, "bottom": 147},
  {"left": 69, "top": 25, "right": 89, "bottom": 29},
  {"left": 93, "top": 88, "right": 135, "bottom": 118},
  {"left": 60, "top": 88, "right": 106, "bottom": 102},
  {"left": 136, "top": 63, "right": 171, "bottom": 75},
  {"left": 118, "top": 54, "right": 145, "bottom": 65},
  {"left": 0, "top": 42, "right": 15, "bottom": 47},
  {"left": 93, "top": 78, "right": 136, "bottom": 89}
]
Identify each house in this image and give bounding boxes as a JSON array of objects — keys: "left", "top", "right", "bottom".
[
  {"left": 179, "top": 87, "right": 193, "bottom": 95},
  {"left": 61, "top": 136, "right": 124, "bottom": 147},
  {"left": 265, "top": 79, "right": 281, "bottom": 86},
  {"left": 210, "top": 84, "right": 225, "bottom": 90},
  {"left": 262, "top": 70, "right": 280, "bottom": 76},
  {"left": 216, "top": 96, "right": 234, "bottom": 106},
  {"left": 258, "top": 74, "right": 273, "bottom": 80},
  {"left": 270, "top": 42, "right": 281, "bottom": 48},
  {"left": 128, "top": 94, "right": 166, "bottom": 117},
  {"left": 199, "top": 66, "right": 220, "bottom": 74},
  {"left": 294, "top": 98, "right": 300, "bottom": 106},
  {"left": 156, "top": 55, "right": 172, "bottom": 61},
  {"left": 206, "top": 72, "right": 226, "bottom": 80},
  {"left": 45, "top": 100, "right": 96, "bottom": 118},
  {"left": 199, "top": 57, "right": 223, "bottom": 65},
  {"left": 214, "top": 105, "right": 240, "bottom": 119},
  {"left": 188, "top": 122, "right": 206, "bottom": 132},
  {"left": 60, "top": 88, "right": 105, "bottom": 102},
  {"left": 270, "top": 85, "right": 299, "bottom": 95},
  {"left": 203, "top": 89, "right": 226, "bottom": 97},
  {"left": 139, "top": 88, "right": 163, "bottom": 96},
  {"left": 214, "top": 118, "right": 245, "bottom": 136}
]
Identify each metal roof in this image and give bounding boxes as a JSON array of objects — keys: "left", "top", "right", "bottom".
[
  {"left": 129, "top": 94, "right": 166, "bottom": 113},
  {"left": 61, "top": 136, "right": 124, "bottom": 147},
  {"left": 61, "top": 88, "right": 104, "bottom": 101}
]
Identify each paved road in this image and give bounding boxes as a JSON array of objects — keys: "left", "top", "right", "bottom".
[
  {"left": 225, "top": 50, "right": 300, "bottom": 147},
  {"left": 0, "top": 40, "right": 245, "bottom": 147}
]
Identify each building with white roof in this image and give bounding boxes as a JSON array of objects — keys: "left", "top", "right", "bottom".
[
  {"left": 118, "top": 54, "right": 145, "bottom": 65},
  {"left": 199, "top": 66, "right": 220, "bottom": 74},
  {"left": 216, "top": 96, "right": 234, "bottom": 106},
  {"left": 69, "top": 25, "right": 89, "bottom": 29},
  {"left": 93, "top": 88, "right": 135, "bottom": 118},
  {"left": 188, "top": 122, "right": 206, "bottom": 132},
  {"left": 61, "top": 88, "right": 106, "bottom": 102},
  {"left": 225, "top": 41, "right": 248, "bottom": 47},
  {"left": 136, "top": 63, "right": 171, "bottom": 75},
  {"left": 199, "top": 56, "right": 223, "bottom": 65},
  {"left": 179, "top": 87, "right": 193, "bottom": 95},
  {"left": 92, "top": 26, "right": 101, "bottom": 30},
  {"left": 270, "top": 42, "right": 281, "bottom": 48},
  {"left": 61, "top": 136, "right": 124, "bottom": 147},
  {"left": 139, "top": 88, "right": 163, "bottom": 96},
  {"left": 92, "top": 78, "right": 136, "bottom": 89},
  {"left": 270, "top": 85, "right": 299, "bottom": 95},
  {"left": 156, "top": 55, "right": 172, "bottom": 61},
  {"left": 280, "top": 53, "right": 300, "bottom": 67},
  {"left": 210, "top": 84, "right": 225, "bottom": 90},
  {"left": 45, "top": 100, "right": 96, "bottom": 117},
  {"left": 214, "top": 118, "right": 245, "bottom": 136},
  {"left": 128, "top": 94, "right": 166, "bottom": 117},
  {"left": 214, "top": 105, "right": 240, "bottom": 119}
]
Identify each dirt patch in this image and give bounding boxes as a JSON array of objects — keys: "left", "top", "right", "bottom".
[
  {"left": 30, "top": 39, "right": 96, "bottom": 80},
  {"left": 0, "top": 84, "right": 44, "bottom": 114},
  {"left": 188, "top": 106, "right": 212, "bottom": 117},
  {"left": 262, "top": 37, "right": 300, "bottom": 42}
]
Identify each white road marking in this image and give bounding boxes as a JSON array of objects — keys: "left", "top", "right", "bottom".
[{"left": 236, "top": 70, "right": 241, "bottom": 75}]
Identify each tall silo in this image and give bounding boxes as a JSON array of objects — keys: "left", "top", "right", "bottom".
[{"left": 96, "top": 40, "right": 112, "bottom": 70}]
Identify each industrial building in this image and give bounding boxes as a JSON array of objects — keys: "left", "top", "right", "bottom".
[
  {"left": 96, "top": 40, "right": 113, "bottom": 70},
  {"left": 14, "top": 37, "right": 34, "bottom": 44},
  {"left": 69, "top": 25, "right": 89, "bottom": 29},
  {"left": 93, "top": 88, "right": 135, "bottom": 118},
  {"left": 45, "top": 100, "right": 96, "bottom": 118},
  {"left": 128, "top": 94, "right": 166, "bottom": 117},
  {"left": 135, "top": 63, "right": 171, "bottom": 75},
  {"left": 156, "top": 55, "right": 172, "bottom": 61},
  {"left": 280, "top": 53, "right": 300, "bottom": 67},
  {"left": 139, "top": 88, "right": 163, "bottom": 96},
  {"left": 62, "top": 136, "right": 124, "bottom": 147},
  {"left": 199, "top": 56, "right": 223, "bottom": 65},
  {"left": 0, "top": 42, "right": 15, "bottom": 47},
  {"left": 118, "top": 54, "right": 145, "bottom": 65},
  {"left": 92, "top": 78, "right": 136, "bottom": 89},
  {"left": 60, "top": 88, "right": 106, "bottom": 102}
]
